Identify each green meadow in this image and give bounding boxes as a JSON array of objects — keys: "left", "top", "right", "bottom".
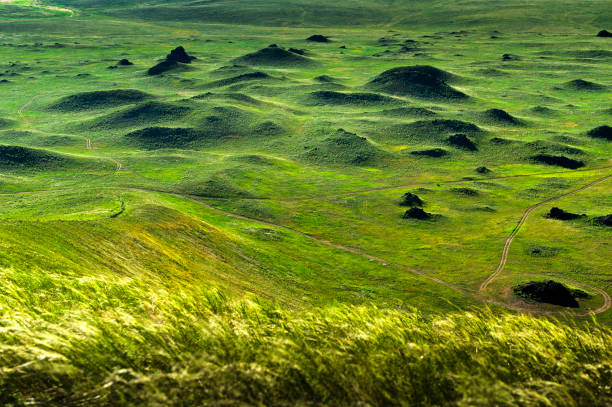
[{"left": 0, "top": 0, "right": 611, "bottom": 405}]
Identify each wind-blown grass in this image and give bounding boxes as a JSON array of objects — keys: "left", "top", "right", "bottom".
[{"left": 1, "top": 285, "right": 610, "bottom": 406}]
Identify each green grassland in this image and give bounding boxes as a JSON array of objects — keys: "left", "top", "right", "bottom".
[{"left": 0, "top": 0, "right": 611, "bottom": 404}]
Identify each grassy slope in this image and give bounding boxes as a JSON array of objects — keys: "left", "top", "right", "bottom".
[{"left": 0, "top": 0, "right": 611, "bottom": 404}]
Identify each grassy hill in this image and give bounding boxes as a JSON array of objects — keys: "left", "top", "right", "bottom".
[{"left": 0, "top": 0, "right": 611, "bottom": 404}]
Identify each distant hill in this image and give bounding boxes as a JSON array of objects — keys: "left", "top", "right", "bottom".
[{"left": 58, "top": 0, "right": 611, "bottom": 30}]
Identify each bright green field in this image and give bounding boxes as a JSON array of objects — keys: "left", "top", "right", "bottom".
[{"left": 0, "top": 0, "right": 611, "bottom": 405}]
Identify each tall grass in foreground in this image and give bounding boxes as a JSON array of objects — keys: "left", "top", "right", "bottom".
[{"left": 0, "top": 284, "right": 610, "bottom": 406}]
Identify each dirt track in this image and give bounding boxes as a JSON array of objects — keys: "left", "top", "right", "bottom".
[
  {"left": 478, "top": 172, "right": 612, "bottom": 315},
  {"left": 480, "top": 172, "right": 612, "bottom": 291}
]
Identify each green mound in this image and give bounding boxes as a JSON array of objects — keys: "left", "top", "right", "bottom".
[
  {"left": 314, "top": 75, "right": 337, "bottom": 83},
  {"left": 403, "top": 119, "right": 481, "bottom": 135},
  {"left": 302, "top": 129, "right": 388, "bottom": 165},
  {"left": 187, "top": 173, "right": 256, "bottom": 198},
  {"left": 229, "top": 154, "right": 277, "bottom": 166},
  {"left": 193, "top": 92, "right": 265, "bottom": 106},
  {"left": 564, "top": 79, "right": 606, "bottom": 91},
  {"left": 0, "top": 145, "right": 78, "bottom": 170},
  {"left": 201, "top": 72, "right": 273, "bottom": 89},
  {"left": 481, "top": 108, "right": 523, "bottom": 126},
  {"left": 526, "top": 140, "right": 584, "bottom": 156},
  {"left": 234, "top": 45, "right": 313, "bottom": 67},
  {"left": 125, "top": 127, "right": 202, "bottom": 149},
  {"left": 250, "top": 121, "right": 286, "bottom": 137},
  {"left": 367, "top": 66, "right": 468, "bottom": 100},
  {"left": 379, "top": 107, "right": 437, "bottom": 117},
  {"left": 197, "top": 106, "right": 254, "bottom": 138},
  {"left": 0, "top": 118, "right": 14, "bottom": 129},
  {"left": 87, "top": 101, "right": 192, "bottom": 129},
  {"left": 568, "top": 50, "right": 612, "bottom": 59},
  {"left": 49, "top": 89, "right": 153, "bottom": 111},
  {"left": 306, "top": 91, "right": 399, "bottom": 106},
  {"left": 451, "top": 187, "right": 479, "bottom": 196},
  {"left": 476, "top": 68, "right": 509, "bottom": 77},
  {"left": 529, "top": 106, "right": 557, "bottom": 115}
]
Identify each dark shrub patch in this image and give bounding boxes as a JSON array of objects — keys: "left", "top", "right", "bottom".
[
  {"left": 532, "top": 154, "right": 584, "bottom": 169},
  {"left": 307, "top": 35, "right": 330, "bottom": 42},
  {"left": 399, "top": 192, "right": 423, "bottom": 207},
  {"left": 514, "top": 280, "right": 589, "bottom": 308},
  {"left": 597, "top": 30, "right": 612, "bottom": 37},
  {"left": 411, "top": 148, "right": 448, "bottom": 157},
  {"left": 402, "top": 207, "right": 432, "bottom": 220},
  {"left": 593, "top": 214, "right": 612, "bottom": 226},
  {"left": 548, "top": 207, "right": 584, "bottom": 220},
  {"left": 447, "top": 133, "right": 477, "bottom": 150},
  {"left": 166, "top": 46, "right": 196, "bottom": 63},
  {"left": 148, "top": 46, "right": 196, "bottom": 75},
  {"left": 476, "top": 166, "right": 491, "bottom": 174},
  {"left": 587, "top": 125, "right": 612, "bottom": 140},
  {"left": 118, "top": 59, "right": 133, "bottom": 66}
]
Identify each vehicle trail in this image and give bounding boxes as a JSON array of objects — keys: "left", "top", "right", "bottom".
[
  {"left": 477, "top": 172, "right": 612, "bottom": 315},
  {"left": 480, "top": 172, "right": 612, "bottom": 292}
]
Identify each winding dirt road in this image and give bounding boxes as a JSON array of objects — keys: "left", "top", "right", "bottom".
[
  {"left": 478, "top": 172, "right": 612, "bottom": 315},
  {"left": 480, "top": 172, "right": 612, "bottom": 292}
]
